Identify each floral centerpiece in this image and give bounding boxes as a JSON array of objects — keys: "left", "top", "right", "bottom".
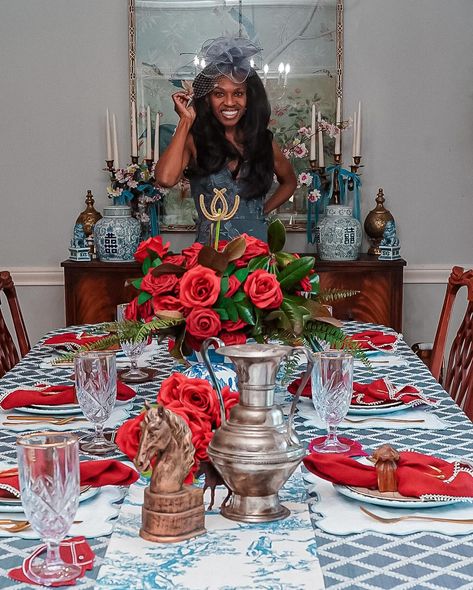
[
  {"left": 106, "top": 162, "right": 168, "bottom": 237},
  {"left": 116, "top": 372, "right": 238, "bottom": 482},
  {"left": 124, "top": 219, "right": 358, "bottom": 361}
]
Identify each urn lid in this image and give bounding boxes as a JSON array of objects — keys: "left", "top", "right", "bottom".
[{"left": 103, "top": 205, "right": 132, "bottom": 217}]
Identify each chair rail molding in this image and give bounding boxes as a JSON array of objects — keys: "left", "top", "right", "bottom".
[{"left": 8, "top": 264, "right": 471, "bottom": 287}]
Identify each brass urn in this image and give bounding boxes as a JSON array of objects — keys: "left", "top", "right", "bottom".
[
  {"left": 76, "top": 190, "right": 102, "bottom": 237},
  {"left": 364, "top": 188, "right": 394, "bottom": 256}
]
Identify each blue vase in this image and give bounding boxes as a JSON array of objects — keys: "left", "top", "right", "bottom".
[
  {"left": 315, "top": 204, "right": 362, "bottom": 261},
  {"left": 183, "top": 363, "right": 238, "bottom": 392},
  {"left": 94, "top": 206, "right": 141, "bottom": 262}
]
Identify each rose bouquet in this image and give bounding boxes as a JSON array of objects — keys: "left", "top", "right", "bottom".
[
  {"left": 124, "top": 219, "right": 358, "bottom": 361},
  {"left": 116, "top": 372, "right": 238, "bottom": 481}
]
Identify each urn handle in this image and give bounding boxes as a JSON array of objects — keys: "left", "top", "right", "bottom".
[
  {"left": 201, "top": 337, "right": 227, "bottom": 427},
  {"left": 287, "top": 347, "right": 314, "bottom": 443}
]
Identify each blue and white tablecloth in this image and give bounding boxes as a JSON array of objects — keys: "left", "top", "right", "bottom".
[{"left": 0, "top": 322, "right": 472, "bottom": 589}]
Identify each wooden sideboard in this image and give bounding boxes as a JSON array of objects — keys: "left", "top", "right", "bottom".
[{"left": 61, "top": 255, "right": 406, "bottom": 330}]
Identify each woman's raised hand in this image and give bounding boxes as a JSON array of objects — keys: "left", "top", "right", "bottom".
[{"left": 172, "top": 91, "right": 196, "bottom": 123}]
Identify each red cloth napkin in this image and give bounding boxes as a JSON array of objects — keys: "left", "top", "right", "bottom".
[
  {"left": 288, "top": 377, "right": 437, "bottom": 407},
  {"left": 352, "top": 378, "right": 437, "bottom": 407},
  {"left": 303, "top": 450, "right": 473, "bottom": 499},
  {"left": 348, "top": 329, "right": 398, "bottom": 351},
  {"left": 43, "top": 332, "right": 113, "bottom": 348},
  {"left": 0, "top": 382, "right": 136, "bottom": 410},
  {"left": 9, "top": 537, "right": 94, "bottom": 586},
  {"left": 0, "top": 459, "right": 139, "bottom": 499}
]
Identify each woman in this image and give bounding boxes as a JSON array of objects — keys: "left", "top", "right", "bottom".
[{"left": 155, "top": 37, "right": 296, "bottom": 244}]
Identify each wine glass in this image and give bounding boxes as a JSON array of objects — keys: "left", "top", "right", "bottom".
[
  {"left": 116, "top": 303, "right": 128, "bottom": 322},
  {"left": 16, "top": 432, "right": 81, "bottom": 586},
  {"left": 117, "top": 323, "right": 149, "bottom": 382},
  {"left": 74, "top": 351, "right": 118, "bottom": 455},
  {"left": 311, "top": 350, "right": 354, "bottom": 453}
]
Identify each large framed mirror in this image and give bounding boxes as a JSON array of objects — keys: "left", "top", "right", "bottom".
[{"left": 128, "top": 0, "right": 343, "bottom": 231}]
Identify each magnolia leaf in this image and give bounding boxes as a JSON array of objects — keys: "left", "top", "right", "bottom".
[
  {"left": 197, "top": 246, "right": 229, "bottom": 275},
  {"left": 150, "top": 263, "right": 186, "bottom": 278},
  {"left": 221, "top": 297, "right": 239, "bottom": 322},
  {"left": 277, "top": 257, "right": 314, "bottom": 289},
  {"left": 234, "top": 267, "right": 249, "bottom": 282},
  {"left": 264, "top": 309, "right": 292, "bottom": 331},
  {"left": 275, "top": 251, "right": 296, "bottom": 268},
  {"left": 223, "top": 235, "right": 247, "bottom": 261},
  {"left": 220, "top": 276, "right": 229, "bottom": 296},
  {"left": 153, "top": 309, "right": 184, "bottom": 320},
  {"left": 314, "top": 315, "right": 343, "bottom": 328},
  {"left": 152, "top": 258, "right": 162, "bottom": 267},
  {"left": 137, "top": 291, "right": 152, "bottom": 305},
  {"left": 267, "top": 219, "right": 286, "bottom": 253},
  {"left": 233, "top": 291, "right": 246, "bottom": 302},
  {"left": 235, "top": 301, "right": 255, "bottom": 325},
  {"left": 214, "top": 307, "right": 230, "bottom": 321},
  {"left": 248, "top": 255, "right": 270, "bottom": 272},
  {"left": 281, "top": 299, "right": 306, "bottom": 336},
  {"left": 129, "top": 278, "right": 142, "bottom": 290}
]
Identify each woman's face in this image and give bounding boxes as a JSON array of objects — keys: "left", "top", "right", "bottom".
[{"left": 208, "top": 77, "right": 247, "bottom": 128}]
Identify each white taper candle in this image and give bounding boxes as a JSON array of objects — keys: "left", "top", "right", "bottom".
[
  {"left": 310, "top": 104, "right": 317, "bottom": 161},
  {"left": 317, "top": 111, "right": 324, "bottom": 167},
  {"left": 334, "top": 97, "right": 341, "bottom": 155},
  {"left": 154, "top": 111, "right": 160, "bottom": 162},
  {"left": 112, "top": 113, "right": 119, "bottom": 169},
  {"left": 106, "top": 109, "right": 112, "bottom": 161},
  {"left": 356, "top": 100, "right": 362, "bottom": 156},
  {"left": 131, "top": 100, "right": 138, "bottom": 157},
  {"left": 352, "top": 111, "right": 357, "bottom": 159},
  {"left": 146, "top": 106, "right": 152, "bottom": 159}
]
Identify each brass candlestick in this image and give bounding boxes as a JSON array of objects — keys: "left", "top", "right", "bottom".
[
  {"left": 131, "top": 155, "right": 139, "bottom": 165},
  {"left": 105, "top": 159, "right": 114, "bottom": 172},
  {"left": 349, "top": 156, "right": 362, "bottom": 190},
  {"left": 145, "top": 158, "right": 154, "bottom": 171},
  {"left": 364, "top": 188, "right": 394, "bottom": 256}
]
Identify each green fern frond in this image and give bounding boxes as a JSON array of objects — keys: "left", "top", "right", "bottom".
[
  {"left": 51, "top": 334, "right": 120, "bottom": 365},
  {"left": 137, "top": 318, "right": 184, "bottom": 341},
  {"left": 313, "top": 289, "right": 360, "bottom": 303}
]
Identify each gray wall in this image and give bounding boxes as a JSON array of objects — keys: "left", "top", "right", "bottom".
[{"left": 1, "top": 0, "right": 472, "bottom": 346}]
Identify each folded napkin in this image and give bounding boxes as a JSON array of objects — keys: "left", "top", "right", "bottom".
[
  {"left": 0, "top": 381, "right": 136, "bottom": 410},
  {"left": 43, "top": 331, "right": 114, "bottom": 347},
  {"left": 9, "top": 536, "right": 95, "bottom": 586},
  {"left": 352, "top": 378, "right": 438, "bottom": 408},
  {"left": 288, "top": 377, "right": 436, "bottom": 408},
  {"left": 348, "top": 329, "right": 398, "bottom": 352},
  {"left": 303, "top": 451, "right": 473, "bottom": 500},
  {"left": 0, "top": 459, "right": 139, "bottom": 499}
]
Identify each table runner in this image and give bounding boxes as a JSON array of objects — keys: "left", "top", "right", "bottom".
[{"left": 0, "top": 323, "right": 472, "bottom": 589}]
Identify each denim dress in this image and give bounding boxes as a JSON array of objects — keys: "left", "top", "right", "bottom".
[{"left": 190, "top": 167, "right": 267, "bottom": 244}]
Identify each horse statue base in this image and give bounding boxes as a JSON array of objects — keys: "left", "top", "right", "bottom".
[{"left": 140, "top": 485, "right": 206, "bottom": 543}]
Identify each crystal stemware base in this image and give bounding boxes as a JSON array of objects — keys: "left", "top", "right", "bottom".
[
  {"left": 310, "top": 431, "right": 350, "bottom": 453},
  {"left": 79, "top": 432, "right": 117, "bottom": 455},
  {"left": 27, "top": 558, "right": 82, "bottom": 586}
]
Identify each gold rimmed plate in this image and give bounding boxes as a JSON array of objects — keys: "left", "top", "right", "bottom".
[
  {"left": 348, "top": 400, "right": 407, "bottom": 416},
  {"left": 334, "top": 484, "right": 460, "bottom": 508}
]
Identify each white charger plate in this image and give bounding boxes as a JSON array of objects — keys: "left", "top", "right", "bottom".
[
  {"left": 0, "top": 486, "right": 99, "bottom": 513},
  {"left": 334, "top": 484, "right": 460, "bottom": 508},
  {"left": 14, "top": 397, "right": 133, "bottom": 416}
]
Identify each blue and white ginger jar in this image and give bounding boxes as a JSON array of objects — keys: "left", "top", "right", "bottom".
[
  {"left": 183, "top": 363, "right": 238, "bottom": 392},
  {"left": 315, "top": 204, "right": 362, "bottom": 261},
  {"left": 94, "top": 205, "right": 141, "bottom": 262}
]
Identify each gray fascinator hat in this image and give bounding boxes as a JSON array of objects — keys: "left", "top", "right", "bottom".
[{"left": 192, "top": 36, "right": 262, "bottom": 99}]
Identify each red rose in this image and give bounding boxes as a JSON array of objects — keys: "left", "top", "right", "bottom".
[
  {"left": 219, "top": 331, "right": 247, "bottom": 346},
  {"left": 134, "top": 236, "right": 170, "bottom": 263},
  {"left": 244, "top": 269, "right": 283, "bottom": 309},
  {"left": 186, "top": 308, "right": 222, "bottom": 339},
  {"left": 192, "top": 427, "right": 214, "bottom": 462},
  {"left": 234, "top": 234, "right": 269, "bottom": 268},
  {"left": 152, "top": 294, "right": 184, "bottom": 313},
  {"left": 217, "top": 240, "right": 228, "bottom": 251},
  {"left": 116, "top": 412, "right": 145, "bottom": 461},
  {"left": 141, "top": 271, "right": 179, "bottom": 296},
  {"left": 124, "top": 297, "right": 138, "bottom": 321},
  {"left": 164, "top": 254, "right": 187, "bottom": 267},
  {"left": 221, "top": 318, "right": 247, "bottom": 332},
  {"left": 179, "top": 378, "right": 220, "bottom": 423},
  {"left": 179, "top": 265, "right": 221, "bottom": 308},
  {"left": 184, "top": 332, "right": 204, "bottom": 353},
  {"left": 158, "top": 373, "right": 188, "bottom": 406},
  {"left": 225, "top": 275, "right": 241, "bottom": 298},
  {"left": 182, "top": 243, "right": 204, "bottom": 269}
]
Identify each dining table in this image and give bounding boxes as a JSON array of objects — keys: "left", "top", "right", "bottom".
[{"left": 0, "top": 321, "right": 472, "bottom": 589}]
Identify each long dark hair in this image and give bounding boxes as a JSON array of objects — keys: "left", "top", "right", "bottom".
[{"left": 188, "top": 74, "right": 274, "bottom": 200}]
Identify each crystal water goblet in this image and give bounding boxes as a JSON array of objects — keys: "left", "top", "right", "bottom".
[
  {"left": 311, "top": 350, "right": 354, "bottom": 453},
  {"left": 117, "top": 322, "right": 148, "bottom": 382},
  {"left": 74, "top": 351, "right": 117, "bottom": 455},
  {"left": 16, "top": 432, "right": 81, "bottom": 585}
]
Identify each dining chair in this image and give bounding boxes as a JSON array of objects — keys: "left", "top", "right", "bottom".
[
  {"left": 0, "top": 271, "right": 31, "bottom": 378},
  {"left": 427, "top": 266, "right": 473, "bottom": 420}
]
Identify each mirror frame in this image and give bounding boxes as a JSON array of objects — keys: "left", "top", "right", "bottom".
[{"left": 128, "top": 0, "right": 344, "bottom": 232}]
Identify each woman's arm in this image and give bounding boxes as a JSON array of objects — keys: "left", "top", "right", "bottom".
[
  {"left": 154, "top": 92, "right": 196, "bottom": 187},
  {"left": 263, "top": 141, "right": 297, "bottom": 214}
]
